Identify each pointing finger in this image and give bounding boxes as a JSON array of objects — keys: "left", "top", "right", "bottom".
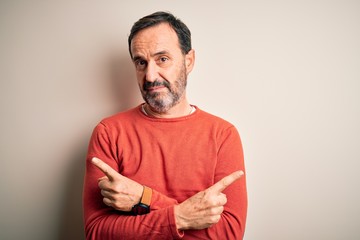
[
  {"left": 91, "top": 157, "right": 118, "bottom": 181},
  {"left": 209, "top": 170, "right": 244, "bottom": 193}
]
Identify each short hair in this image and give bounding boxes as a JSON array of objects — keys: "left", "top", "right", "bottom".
[{"left": 128, "top": 11, "right": 192, "bottom": 57}]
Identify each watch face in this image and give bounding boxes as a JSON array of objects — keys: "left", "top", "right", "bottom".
[{"left": 132, "top": 203, "right": 150, "bottom": 215}]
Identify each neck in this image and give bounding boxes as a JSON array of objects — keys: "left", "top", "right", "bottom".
[{"left": 144, "top": 98, "right": 193, "bottom": 119}]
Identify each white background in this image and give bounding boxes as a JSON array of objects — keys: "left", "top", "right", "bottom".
[{"left": 1, "top": 1, "right": 359, "bottom": 239}]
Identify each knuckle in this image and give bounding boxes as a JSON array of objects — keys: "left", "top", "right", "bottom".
[
  {"left": 221, "top": 178, "right": 229, "bottom": 187},
  {"left": 98, "top": 180, "right": 109, "bottom": 189},
  {"left": 219, "top": 194, "right": 227, "bottom": 205},
  {"left": 210, "top": 215, "right": 221, "bottom": 224},
  {"left": 202, "top": 190, "right": 210, "bottom": 198},
  {"left": 206, "top": 196, "right": 218, "bottom": 206},
  {"left": 113, "top": 202, "right": 121, "bottom": 210},
  {"left": 209, "top": 207, "right": 217, "bottom": 215},
  {"left": 208, "top": 207, "right": 217, "bottom": 215},
  {"left": 209, "top": 206, "right": 224, "bottom": 215},
  {"left": 217, "top": 206, "right": 224, "bottom": 214},
  {"left": 103, "top": 198, "right": 112, "bottom": 206}
]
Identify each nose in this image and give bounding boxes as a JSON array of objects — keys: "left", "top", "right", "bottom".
[{"left": 145, "top": 61, "right": 160, "bottom": 82}]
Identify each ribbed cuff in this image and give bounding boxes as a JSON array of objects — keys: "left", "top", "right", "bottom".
[{"left": 167, "top": 206, "right": 184, "bottom": 239}]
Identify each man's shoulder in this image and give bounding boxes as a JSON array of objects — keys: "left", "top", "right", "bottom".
[
  {"left": 99, "top": 105, "right": 141, "bottom": 126},
  {"left": 197, "top": 107, "right": 235, "bottom": 129}
]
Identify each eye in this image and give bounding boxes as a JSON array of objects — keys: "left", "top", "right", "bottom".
[
  {"left": 160, "top": 57, "right": 168, "bottom": 62},
  {"left": 135, "top": 59, "right": 147, "bottom": 70},
  {"left": 137, "top": 60, "right": 146, "bottom": 66}
]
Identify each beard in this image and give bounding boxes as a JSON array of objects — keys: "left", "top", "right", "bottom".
[{"left": 140, "top": 63, "right": 187, "bottom": 113}]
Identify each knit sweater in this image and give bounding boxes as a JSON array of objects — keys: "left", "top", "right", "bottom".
[{"left": 83, "top": 104, "right": 247, "bottom": 239}]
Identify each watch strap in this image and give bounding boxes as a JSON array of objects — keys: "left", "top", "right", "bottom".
[{"left": 140, "top": 186, "right": 152, "bottom": 206}]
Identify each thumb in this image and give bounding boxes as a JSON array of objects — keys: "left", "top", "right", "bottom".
[{"left": 97, "top": 176, "right": 108, "bottom": 182}]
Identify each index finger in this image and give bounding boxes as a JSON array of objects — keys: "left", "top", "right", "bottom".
[
  {"left": 91, "top": 157, "right": 118, "bottom": 181},
  {"left": 208, "top": 170, "right": 244, "bottom": 193}
]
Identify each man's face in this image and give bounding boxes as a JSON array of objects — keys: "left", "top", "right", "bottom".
[{"left": 130, "top": 23, "right": 194, "bottom": 113}]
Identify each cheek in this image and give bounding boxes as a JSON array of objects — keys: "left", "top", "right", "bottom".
[
  {"left": 160, "top": 67, "right": 178, "bottom": 82},
  {"left": 136, "top": 72, "right": 145, "bottom": 84}
]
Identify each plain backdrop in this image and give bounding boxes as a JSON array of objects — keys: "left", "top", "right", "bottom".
[{"left": 1, "top": 1, "right": 359, "bottom": 239}]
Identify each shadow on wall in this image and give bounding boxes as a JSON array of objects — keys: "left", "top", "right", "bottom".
[
  {"left": 58, "top": 142, "right": 87, "bottom": 240},
  {"left": 58, "top": 52, "right": 140, "bottom": 240},
  {"left": 109, "top": 49, "right": 142, "bottom": 112}
]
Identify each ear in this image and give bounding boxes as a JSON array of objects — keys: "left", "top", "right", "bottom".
[{"left": 185, "top": 49, "right": 195, "bottom": 75}]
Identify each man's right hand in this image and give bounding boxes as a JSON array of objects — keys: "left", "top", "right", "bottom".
[
  {"left": 174, "top": 170, "right": 244, "bottom": 230},
  {"left": 91, "top": 157, "right": 144, "bottom": 212}
]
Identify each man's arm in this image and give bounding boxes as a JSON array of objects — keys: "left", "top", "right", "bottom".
[
  {"left": 83, "top": 124, "right": 184, "bottom": 239},
  {"left": 83, "top": 156, "right": 183, "bottom": 239},
  {"left": 86, "top": 157, "right": 243, "bottom": 239},
  {"left": 188, "top": 125, "right": 247, "bottom": 239},
  {"left": 92, "top": 157, "right": 243, "bottom": 230}
]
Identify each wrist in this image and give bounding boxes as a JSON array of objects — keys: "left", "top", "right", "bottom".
[
  {"left": 131, "top": 186, "right": 152, "bottom": 215},
  {"left": 174, "top": 204, "right": 187, "bottom": 230}
]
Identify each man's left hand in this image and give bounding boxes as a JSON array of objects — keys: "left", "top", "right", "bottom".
[{"left": 91, "top": 157, "right": 144, "bottom": 211}]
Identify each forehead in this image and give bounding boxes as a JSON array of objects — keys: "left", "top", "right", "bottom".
[{"left": 130, "top": 23, "right": 181, "bottom": 57}]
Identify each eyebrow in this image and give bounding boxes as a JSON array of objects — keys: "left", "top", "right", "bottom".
[
  {"left": 152, "top": 50, "right": 169, "bottom": 57},
  {"left": 132, "top": 50, "right": 170, "bottom": 62}
]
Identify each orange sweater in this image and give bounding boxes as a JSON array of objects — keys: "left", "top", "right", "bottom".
[{"left": 83, "top": 105, "right": 247, "bottom": 239}]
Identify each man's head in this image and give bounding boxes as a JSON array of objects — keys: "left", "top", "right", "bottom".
[
  {"left": 128, "top": 11, "right": 192, "bottom": 58},
  {"left": 129, "top": 12, "right": 195, "bottom": 113}
]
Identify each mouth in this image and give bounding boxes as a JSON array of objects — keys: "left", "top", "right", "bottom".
[
  {"left": 147, "top": 85, "right": 167, "bottom": 92},
  {"left": 143, "top": 80, "right": 170, "bottom": 93}
]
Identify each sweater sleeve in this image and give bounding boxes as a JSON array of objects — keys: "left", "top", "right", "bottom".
[
  {"left": 83, "top": 123, "right": 184, "bottom": 239},
  {"left": 185, "top": 126, "right": 248, "bottom": 239}
]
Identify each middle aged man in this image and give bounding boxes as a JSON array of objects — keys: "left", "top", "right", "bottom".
[{"left": 83, "top": 11, "right": 247, "bottom": 239}]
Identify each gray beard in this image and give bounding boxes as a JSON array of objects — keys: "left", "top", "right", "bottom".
[
  {"left": 143, "top": 86, "right": 183, "bottom": 113},
  {"left": 141, "top": 63, "right": 187, "bottom": 113}
]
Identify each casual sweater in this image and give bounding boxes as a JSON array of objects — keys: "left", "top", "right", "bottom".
[{"left": 83, "top": 104, "right": 247, "bottom": 239}]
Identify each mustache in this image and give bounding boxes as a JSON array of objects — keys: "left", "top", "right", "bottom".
[{"left": 143, "top": 80, "right": 170, "bottom": 91}]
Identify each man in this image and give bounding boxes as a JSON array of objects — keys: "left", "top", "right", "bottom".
[{"left": 83, "top": 11, "right": 247, "bottom": 239}]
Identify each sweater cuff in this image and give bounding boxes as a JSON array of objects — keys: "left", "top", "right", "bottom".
[{"left": 167, "top": 206, "right": 184, "bottom": 239}]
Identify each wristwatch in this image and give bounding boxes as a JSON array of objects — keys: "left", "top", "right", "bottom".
[{"left": 131, "top": 186, "right": 152, "bottom": 215}]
